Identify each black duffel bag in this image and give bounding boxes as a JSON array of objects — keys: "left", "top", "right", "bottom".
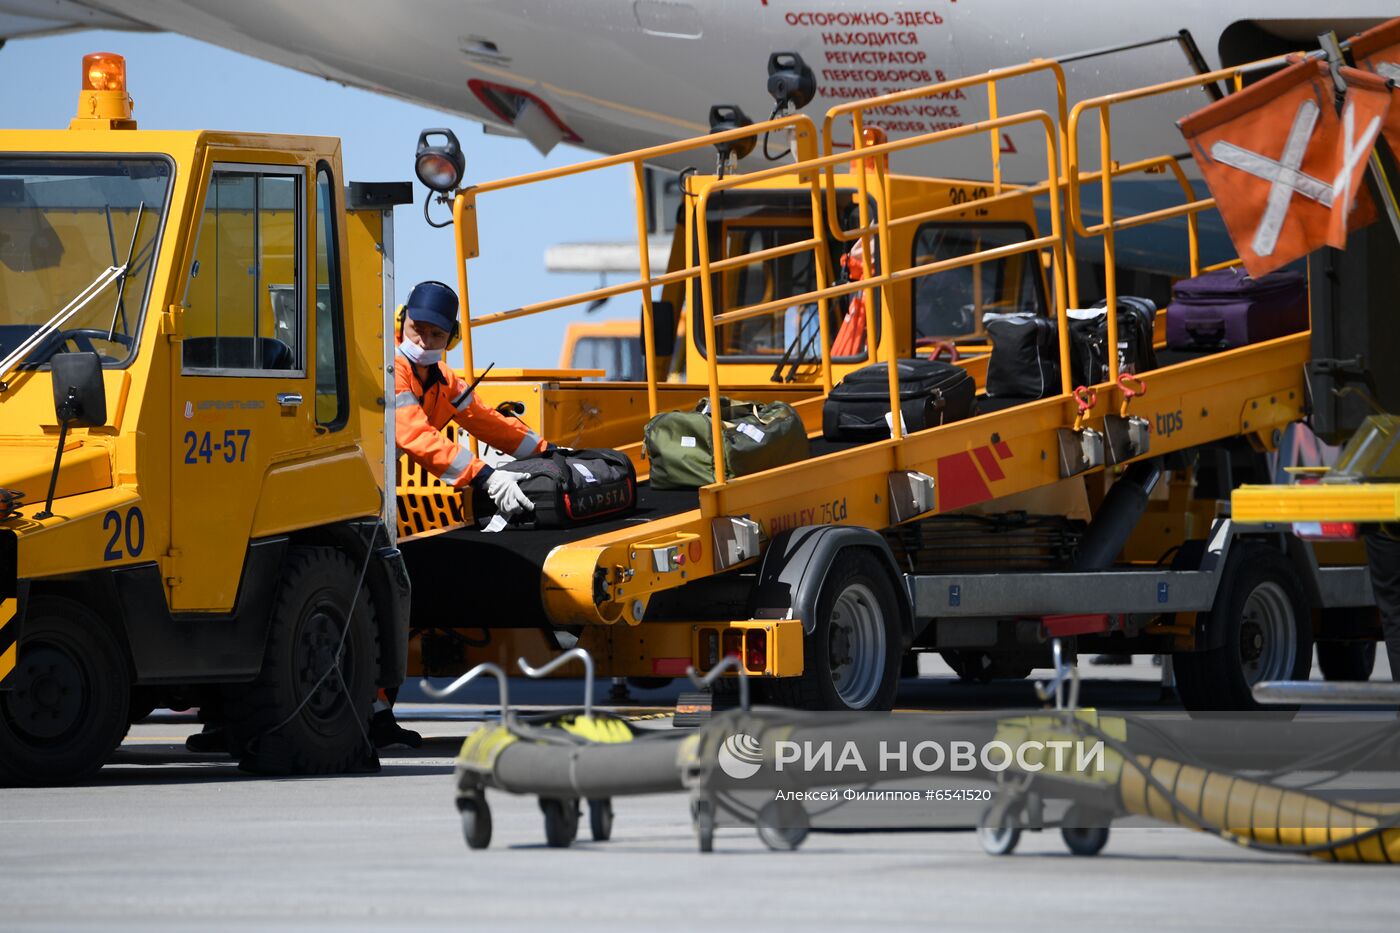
[
  {"left": 983, "top": 312, "right": 1061, "bottom": 399},
  {"left": 1068, "top": 296, "right": 1158, "bottom": 386},
  {"left": 474, "top": 447, "right": 636, "bottom": 529},
  {"left": 822, "top": 359, "right": 976, "bottom": 440}
]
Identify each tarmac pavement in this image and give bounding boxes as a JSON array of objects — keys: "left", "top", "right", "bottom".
[{"left": 2, "top": 654, "right": 1397, "bottom": 931}]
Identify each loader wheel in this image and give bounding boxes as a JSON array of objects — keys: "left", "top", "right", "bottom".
[
  {"left": 458, "top": 795, "right": 493, "bottom": 850},
  {"left": 0, "top": 596, "right": 131, "bottom": 786},
  {"left": 541, "top": 797, "right": 580, "bottom": 848},
  {"left": 1060, "top": 805, "right": 1111, "bottom": 856},
  {"left": 755, "top": 799, "right": 810, "bottom": 851},
  {"left": 769, "top": 550, "right": 901, "bottom": 711},
  {"left": 1317, "top": 641, "right": 1377, "bottom": 682},
  {"left": 1174, "top": 545, "right": 1310, "bottom": 713},
  {"left": 588, "top": 798, "right": 614, "bottom": 842},
  {"left": 976, "top": 806, "right": 1021, "bottom": 856},
  {"left": 222, "top": 547, "right": 380, "bottom": 774}
]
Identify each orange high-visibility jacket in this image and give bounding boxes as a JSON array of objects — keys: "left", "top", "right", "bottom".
[{"left": 394, "top": 352, "right": 544, "bottom": 488}]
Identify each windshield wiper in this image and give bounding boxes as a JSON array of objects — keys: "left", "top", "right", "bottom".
[
  {"left": 0, "top": 263, "right": 128, "bottom": 390},
  {"left": 105, "top": 202, "right": 144, "bottom": 342}
]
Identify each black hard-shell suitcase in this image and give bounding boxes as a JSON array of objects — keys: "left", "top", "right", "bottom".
[
  {"left": 1165, "top": 268, "right": 1306, "bottom": 350},
  {"left": 474, "top": 447, "right": 636, "bottom": 529},
  {"left": 984, "top": 312, "right": 1060, "bottom": 399},
  {"left": 822, "top": 359, "right": 976, "bottom": 440}
]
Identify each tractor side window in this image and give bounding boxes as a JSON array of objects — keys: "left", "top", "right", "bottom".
[
  {"left": 715, "top": 224, "right": 841, "bottom": 360},
  {"left": 182, "top": 168, "right": 302, "bottom": 375},
  {"left": 314, "top": 164, "right": 348, "bottom": 429},
  {"left": 911, "top": 223, "right": 1044, "bottom": 345}
]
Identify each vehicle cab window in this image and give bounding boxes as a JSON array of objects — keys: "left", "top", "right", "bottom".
[
  {"left": 0, "top": 157, "right": 171, "bottom": 370},
  {"left": 313, "top": 164, "right": 348, "bottom": 429},
  {"left": 911, "top": 223, "right": 1045, "bottom": 344},
  {"left": 182, "top": 167, "right": 303, "bottom": 375}
]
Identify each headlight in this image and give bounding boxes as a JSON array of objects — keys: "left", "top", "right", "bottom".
[{"left": 414, "top": 128, "right": 465, "bottom": 193}]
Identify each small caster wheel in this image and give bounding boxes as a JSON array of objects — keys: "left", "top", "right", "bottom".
[
  {"left": 755, "top": 799, "right": 809, "bottom": 851},
  {"left": 457, "top": 795, "right": 492, "bottom": 850},
  {"left": 540, "top": 797, "right": 580, "bottom": 848},
  {"left": 977, "top": 806, "right": 1021, "bottom": 856},
  {"left": 589, "top": 798, "right": 614, "bottom": 842},
  {"left": 1060, "top": 804, "right": 1111, "bottom": 856},
  {"left": 693, "top": 798, "right": 716, "bottom": 853}
]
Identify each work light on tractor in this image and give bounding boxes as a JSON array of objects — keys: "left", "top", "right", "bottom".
[{"left": 414, "top": 128, "right": 465, "bottom": 192}]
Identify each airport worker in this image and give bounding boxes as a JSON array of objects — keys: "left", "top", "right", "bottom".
[
  {"left": 377, "top": 280, "right": 553, "bottom": 748},
  {"left": 394, "top": 279, "right": 548, "bottom": 516}
]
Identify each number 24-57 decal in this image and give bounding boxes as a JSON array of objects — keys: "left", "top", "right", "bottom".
[{"left": 183, "top": 429, "right": 251, "bottom": 464}]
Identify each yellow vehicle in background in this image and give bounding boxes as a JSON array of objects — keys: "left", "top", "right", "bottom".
[
  {"left": 0, "top": 55, "right": 411, "bottom": 784},
  {"left": 558, "top": 319, "right": 645, "bottom": 381}
]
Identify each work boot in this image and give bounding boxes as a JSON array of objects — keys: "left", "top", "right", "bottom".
[
  {"left": 185, "top": 725, "right": 228, "bottom": 753},
  {"left": 370, "top": 708, "right": 422, "bottom": 749}
]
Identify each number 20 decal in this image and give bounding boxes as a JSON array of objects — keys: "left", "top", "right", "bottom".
[{"left": 102, "top": 506, "right": 145, "bottom": 562}]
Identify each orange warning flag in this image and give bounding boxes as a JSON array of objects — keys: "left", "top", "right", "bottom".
[
  {"left": 1350, "top": 16, "right": 1400, "bottom": 157},
  {"left": 1178, "top": 58, "right": 1389, "bottom": 276}
]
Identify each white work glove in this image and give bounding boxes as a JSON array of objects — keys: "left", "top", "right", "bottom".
[{"left": 484, "top": 469, "right": 534, "bottom": 516}]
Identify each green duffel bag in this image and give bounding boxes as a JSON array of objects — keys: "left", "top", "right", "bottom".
[{"left": 644, "top": 397, "right": 810, "bottom": 490}]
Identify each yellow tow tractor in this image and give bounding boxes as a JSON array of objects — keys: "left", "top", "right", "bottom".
[
  {"left": 0, "top": 54, "right": 411, "bottom": 783},
  {"left": 396, "top": 51, "right": 1375, "bottom": 715}
]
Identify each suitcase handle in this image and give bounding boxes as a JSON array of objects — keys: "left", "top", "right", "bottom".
[{"left": 1185, "top": 319, "right": 1225, "bottom": 344}]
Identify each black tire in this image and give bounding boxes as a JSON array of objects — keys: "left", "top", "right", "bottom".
[
  {"left": 222, "top": 547, "right": 380, "bottom": 774},
  {"left": 0, "top": 596, "right": 131, "bottom": 786},
  {"left": 541, "top": 797, "right": 580, "bottom": 848},
  {"left": 694, "top": 798, "right": 716, "bottom": 853},
  {"left": 1174, "top": 545, "right": 1311, "bottom": 712},
  {"left": 755, "top": 799, "right": 810, "bottom": 851},
  {"left": 976, "top": 807, "right": 1021, "bottom": 856},
  {"left": 588, "top": 798, "right": 614, "bottom": 842},
  {"left": 1061, "top": 825, "right": 1110, "bottom": 856},
  {"left": 1060, "top": 804, "right": 1111, "bottom": 856},
  {"left": 459, "top": 796, "right": 492, "bottom": 850},
  {"left": 768, "top": 550, "right": 901, "bottom": 711},
  {"left": 1317, "top": 641, "right": 1377, "bottom": 682}
]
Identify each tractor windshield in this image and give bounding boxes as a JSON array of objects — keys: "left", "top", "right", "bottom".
[{"left": 0, "top": 157, "right": 172, "bottom": 370}]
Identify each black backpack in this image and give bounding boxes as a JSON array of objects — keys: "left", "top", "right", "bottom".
[{"left": 473, "top": 447, "right": 636, "bottom": 529}]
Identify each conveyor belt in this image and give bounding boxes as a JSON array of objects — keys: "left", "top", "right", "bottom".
[{"left": 401, "top": 436, "right": 865, "bottom": 629}]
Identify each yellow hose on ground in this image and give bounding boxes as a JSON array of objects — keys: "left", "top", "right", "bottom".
[{"left": 1121, "top": 756, "right": 1400, "bottom": 863}]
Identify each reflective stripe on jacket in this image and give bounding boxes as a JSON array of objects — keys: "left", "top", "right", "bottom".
[{"left": 393, "top": 351, "right": 544, "bottom": 488}]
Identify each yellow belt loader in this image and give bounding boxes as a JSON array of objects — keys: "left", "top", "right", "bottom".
[{"left": 396, "top": 52, "right": 1374, "bottom": 715}]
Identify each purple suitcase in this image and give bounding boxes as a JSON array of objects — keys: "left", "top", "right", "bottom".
[{"left": 1165, "top": 268, "right": 1307, "bottom": 351}]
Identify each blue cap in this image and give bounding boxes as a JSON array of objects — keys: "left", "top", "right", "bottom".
[{"left": 404, "top": 280, "right": 458, "bottom": 334}]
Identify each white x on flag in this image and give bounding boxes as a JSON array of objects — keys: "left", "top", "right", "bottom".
[{"left": 1210, "top": 97, "right": 1381, "bottom": 257}]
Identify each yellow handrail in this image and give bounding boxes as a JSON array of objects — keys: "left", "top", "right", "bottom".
[
  {"left": 693, "top": 108, "right": 1068, "bottom": 482},
  {"left": 1065, "top": 59, "right": 1276, "bottom": 382},
  {"left": 450, "top": 111, "right": 822, "bottom": 425}
]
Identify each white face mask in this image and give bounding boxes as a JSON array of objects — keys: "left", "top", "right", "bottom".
[{"left": 398, "top": 338, "right": 443, "bottom": 367}]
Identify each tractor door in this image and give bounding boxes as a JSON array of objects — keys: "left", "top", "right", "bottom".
[{"left": 168, "top": 154, "right": 366, "bottom": 611}]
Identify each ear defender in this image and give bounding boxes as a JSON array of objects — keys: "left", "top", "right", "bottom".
[{"left": 395, "top": 302, "right": 462, "bottom": 350}]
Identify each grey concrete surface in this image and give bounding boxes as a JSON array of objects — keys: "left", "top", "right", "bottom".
[{"left": 2, "top": 656, "right": 1397, "bottom": 931}]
